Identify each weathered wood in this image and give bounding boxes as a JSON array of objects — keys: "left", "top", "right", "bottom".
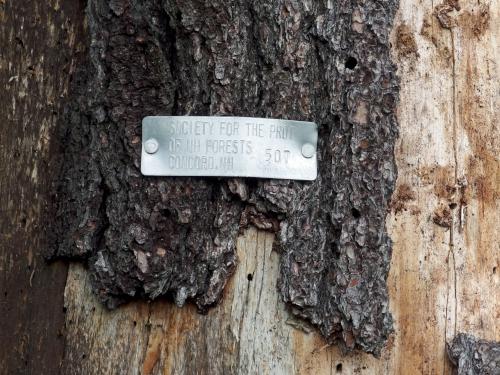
[
  {"left": 62, "top": 228, "right": 385, "bottom": 374},
  {"left": 60, "top": 0, "right": 499, "bottom": 373},
  {"left": 0, "top": 1, "right": 84, "bottom": 374},
  {"left": 389, "top": 0, "right": 499, "bottom": 371}
]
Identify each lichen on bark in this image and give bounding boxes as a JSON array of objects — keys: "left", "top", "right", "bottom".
[{"left": 50, "top": 0, "right": 399, "bottom": 355}]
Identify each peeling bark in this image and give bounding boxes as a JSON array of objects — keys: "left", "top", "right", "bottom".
[
  {"left": 448, "top": 334, "right": 500, "bottom": 374},
  {"left": 51, "top": 0, "right": 398, "bottom": 355}
]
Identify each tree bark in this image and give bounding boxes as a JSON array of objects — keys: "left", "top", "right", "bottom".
[
  {"left": 51, "top": 0, "right": 398, "bottom": 356},
  {"left": 447, "top": 334, "right": 500, "bottom": 374}
]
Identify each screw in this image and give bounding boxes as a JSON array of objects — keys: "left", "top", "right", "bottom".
[
  {"left": 144, "top": 138, "right": 159, "bottom": 154},
  {"left": 301, "top": 143, "right": 316, "bottom": 158}
]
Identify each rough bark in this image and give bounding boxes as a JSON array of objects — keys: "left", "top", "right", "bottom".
[
  {"left": 50, "top": 0, "right": 398, "bottom": 355},
  {"left": 447, "top": 334, "right": 500, "bottom": 375}
]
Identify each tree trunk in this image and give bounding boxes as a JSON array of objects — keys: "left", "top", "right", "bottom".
[{"left": 1, "top": 0, "right": 498, "bottom": 375}]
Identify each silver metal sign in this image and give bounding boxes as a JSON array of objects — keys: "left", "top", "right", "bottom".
[{"left": 141, "top": 116, "right": 318, "bottom": 180}]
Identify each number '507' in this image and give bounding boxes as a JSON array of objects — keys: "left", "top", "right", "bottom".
[{"left": 265, "top": 149, "right": 291, "bottom": 164}]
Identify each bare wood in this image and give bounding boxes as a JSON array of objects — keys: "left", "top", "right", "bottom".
[
  {"left": 388, "top": 0, "right": 499, "bottom": 371},
  {"left": 63, "top": 228, "right": 384, "bottom": 374},
  {"left": 0, "top": 1, "right": 84, "bottom": 374}
]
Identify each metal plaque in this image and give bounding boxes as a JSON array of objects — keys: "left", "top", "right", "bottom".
[{"left": 141, "top": 116, "right": 318, "bottom": 180}]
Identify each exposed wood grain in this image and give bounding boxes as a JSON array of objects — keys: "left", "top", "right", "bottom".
[
  {"left": 63, "top": 229, "right": 298, "bottom": 374},
  {"left": 388, "top": 0, "right": 499, "bottom": 372},
  {"left": 0, "top": 1, "right": 84, "bottom": 374},
  {"left": 4, "top": 0, "right": 495, "bottom": 372}
]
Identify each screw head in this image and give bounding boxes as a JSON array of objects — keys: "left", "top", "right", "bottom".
[
  {"left": 301, "top": 143, "right": 316, "bottom": 158},
  {"left": 144, "top": 138, "right": 159, "bottom": 154}
]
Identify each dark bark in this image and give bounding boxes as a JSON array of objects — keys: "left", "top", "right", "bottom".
[
  {"left": 0, "top": 0, "right": 85, "bottom": 374},
  {"left": 448, "top": 334, "right": 500, "bottom": 375},
  {"left": 51, "top": 0, "right": 399, "bottom": 355}
]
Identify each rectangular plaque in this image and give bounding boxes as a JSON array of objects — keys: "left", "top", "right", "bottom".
[{"left": 141, "top": 116, "right": 318, "bottom": 180}]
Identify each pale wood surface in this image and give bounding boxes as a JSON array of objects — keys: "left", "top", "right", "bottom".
[{"left": 61, "top": 0, "right": 499, "bottom": 373}]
